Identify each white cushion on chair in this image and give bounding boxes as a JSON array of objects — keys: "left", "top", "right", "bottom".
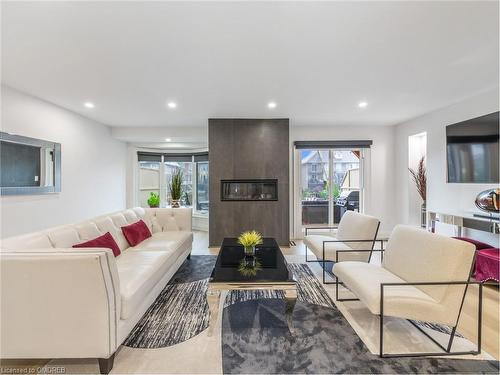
[
  {"left": 333, "top": 261, "right": 454, "bottom": 325},
  {"left": 303, "top": 211, "right": 380, "bottom": 262},
  {"left": 383, "top": 225, "right": 475, "bottom": 303},
  {"left": 304, "top": 235, "right": 363, "bottom": 261},
  {"left": 333, "top": 225, "right": 477, "bottom": 327},
  {"left": 336, "top": 211, "right": 380, "bottom": 250}
]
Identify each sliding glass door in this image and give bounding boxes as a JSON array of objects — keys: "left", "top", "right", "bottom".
[{"left": 297, "top": 148, "right": 364, "bottom": 236}]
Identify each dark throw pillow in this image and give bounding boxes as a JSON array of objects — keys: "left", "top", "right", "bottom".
[
  {"left": 73, "top": 231, "right": 121, "bottom": 257},
  {"left": 121, "top": 219, "right": 152, "bottom": 247}
]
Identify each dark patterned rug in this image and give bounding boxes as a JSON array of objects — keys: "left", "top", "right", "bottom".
[{"left": 124, "top": 255, "right": 499, "bottom": 374}]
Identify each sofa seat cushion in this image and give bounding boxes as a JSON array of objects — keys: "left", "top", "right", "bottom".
[
  {"left": 304, "top": 235, "right": 370, "bottom": 262},
  {"left": 130, "top": 231, "right": 193, "bottom": 254},
  {"left": 116, "top": 249, "right": 177, "bottom": 319},
  {"left": 333, "top": 262, "right": 454, "bottom": 325}
]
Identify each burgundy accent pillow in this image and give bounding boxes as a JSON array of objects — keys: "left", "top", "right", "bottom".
[
  {"left": 121, "top": 219, "right": 152, "bottom": 247},
  {"left": 453, "top": 237, "right": 492, "bottom": 250},
  {"left": 73, "top": 232, "right": 121, "bottom": 257}
]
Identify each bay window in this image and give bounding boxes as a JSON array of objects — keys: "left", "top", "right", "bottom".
[{"left": 138, "top": 151, "right": 208, "bottom": 213}]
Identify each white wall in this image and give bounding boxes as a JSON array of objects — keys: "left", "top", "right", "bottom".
[
  {"left": 290, "top": 125, "right": 397, "bottom": 237},
  {"left": 394, "top": 88, "right": 499, "bottom": 244},
  {"left": 394, "top": 88, "right": 499, "bottom": 223},
  {"left": 1, "top": 86, "right": 127, "bottom": 237}
]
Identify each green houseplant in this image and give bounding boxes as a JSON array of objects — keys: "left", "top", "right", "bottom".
[
  {"left": 147, "top": 192, "right": 160, "bottom": 208},
  {"left": 237, "top": 230, "right": 263, "bottom": 256},
  {"left": 169, "top": 170, "right": 183, "bottom": 208}
]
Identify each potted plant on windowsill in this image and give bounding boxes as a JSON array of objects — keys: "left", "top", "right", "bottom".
[
  {"left": 147, "top": 192, "right": 160, "bottom": 208},
  {"left": 169, "top": 170, "right": 183, "bottom": 208}
]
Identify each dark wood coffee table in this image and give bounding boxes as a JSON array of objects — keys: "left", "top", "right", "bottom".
[{"left": 207, "top": 237, "right": 297, "bottom": 336}]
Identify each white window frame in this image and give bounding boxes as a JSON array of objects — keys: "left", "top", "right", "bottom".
[{"left": 292, "top": 147, "right": 367, "bottom": 239}]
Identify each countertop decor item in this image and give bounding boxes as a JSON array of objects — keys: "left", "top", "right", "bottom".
[
  {"left": 237, "top": 230, "right": 263, "bottom": 256},
  {"left": 169, "top": 170, "right": 183, "bottom": 208},
  {"left": 409, "top": 156, "right": 427, "bottom": 227},
  {"left": 147, "top": 192, "right": 160, "bottom": 208},
  {"left": 475, "top": 188, "right": 500, "bottom": 213}
]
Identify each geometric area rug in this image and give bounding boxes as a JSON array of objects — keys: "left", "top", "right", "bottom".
[
  {"left": 124, "top": 255, "right": 499, "bottom": 374},
  {"left": 123, "top": 255, "right": 333, "bottom": 349}
]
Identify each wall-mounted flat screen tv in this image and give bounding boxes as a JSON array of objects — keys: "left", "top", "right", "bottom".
[{"left": 446, "top": 111, "right": 499, "bottom": 183}]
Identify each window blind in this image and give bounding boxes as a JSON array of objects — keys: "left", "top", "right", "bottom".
[
  {"left": 193, "top": 152, "right": 208, "bottom": 162},
  {"left": 137, "top": 151, "right": 208, "bottom": 162},
  {"left": 293, "top": 140, "right": 372, "bottom": 149},
  {"left": 137, "top": 152, "right": 162, "bottom": 162}
]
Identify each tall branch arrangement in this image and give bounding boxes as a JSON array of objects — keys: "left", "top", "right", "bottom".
[{"left": 409, "top": 156, "right": 426, "bottom": 202}]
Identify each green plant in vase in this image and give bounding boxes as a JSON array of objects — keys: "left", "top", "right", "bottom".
[
  {"left": 169, "top": 170, "right": 183, "bottom": 208},
  {"left": 237, "top": 230, "right": 263, "bottom": 256},
  {"left": 147, "top": 192, "right": 160, "bottom": 208}
]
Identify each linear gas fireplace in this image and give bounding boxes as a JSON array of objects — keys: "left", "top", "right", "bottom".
[{"left": 221, "top": 179, "right": 278, "bottom": 201}]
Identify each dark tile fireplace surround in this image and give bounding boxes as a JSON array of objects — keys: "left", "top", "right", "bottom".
[{"left": 208, "top": 119, "right": 290, "bottom": 246}]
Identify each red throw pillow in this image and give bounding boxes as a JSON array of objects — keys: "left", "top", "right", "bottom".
[
  {"left": 121, "top": 219, "right": 152, "bottom": 247},
  {"left": 73, "top": 232, "right": 121, "bottom": 257}
]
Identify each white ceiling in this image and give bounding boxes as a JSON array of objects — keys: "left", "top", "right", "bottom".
[{"left": 2, "top": 1, "right": 499, "bottom": 128}]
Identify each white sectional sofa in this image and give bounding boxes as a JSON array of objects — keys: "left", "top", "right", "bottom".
[{"left": 0, "top": 207, "right": 193, "bottom": 373}]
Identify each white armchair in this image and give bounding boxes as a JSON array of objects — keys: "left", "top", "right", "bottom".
[
  {"left": 333, "top": 225, "right": 481, "bottom": 358},
  {"left": 303, "top": 211, "right": 380, "bottom": 283}
]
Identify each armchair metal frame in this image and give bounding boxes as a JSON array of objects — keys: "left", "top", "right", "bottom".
[
  {"left": 304, "top": 222, "right": 382, "bottom": 285},
  {"left": 379, "top": 280, "right": 482, "bottom": 358},
  {"left": 304, "top": 226, "right": 338, "bottom": 263},
  {"left": 333, "top": 249, "right": 482, "bottom": 358}
]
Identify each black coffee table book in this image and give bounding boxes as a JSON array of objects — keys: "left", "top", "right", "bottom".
[{"left": 206, "top": 237, "right": 297, "bottom": 336}]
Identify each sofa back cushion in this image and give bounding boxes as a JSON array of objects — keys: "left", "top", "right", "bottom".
[
  {"left": 132, "top": 207, "right": 146, "bottom": 219},
  {"left": 121, "top": 220, "right": 152, "bottom": 247},
  {"left": 154, "top": 208, "right": 192, "bottom": 232},
  {"left": 95, "top": 217, "right": 129, "bottom": 252},
  {"left": 1, "top": 232, "right": 53, "bottom": 250},
  {"left": 123, "top": 209, "right": 139, "bottom": 224},
  {"left": 73, "top": 232, "right": 121, "bottom": 257},
  {"left": 336, "top": 211, "right": 380, "bottom": 250},
  {"left": 383, "top": 225, "right": 475, "bottom": 303},
  {"left": 46, "top": 226, "right": 81, "bottom": 248},
  {"left": 75, "top": 222, "right": 102, "bottom": 241}
]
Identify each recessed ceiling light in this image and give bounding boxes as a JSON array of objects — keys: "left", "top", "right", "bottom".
[
  {"left": 165, "top": 138, "right": 171, "bottom": 142},
  {"left": 167, "top": 102, "right": 177, "bottom": 109},
  {"left": 267, "top": 102, "right": 277, "bottom": 109},
  {"left": 358, "top": 101, "right": 368, "bottom": 108},
  {"left": 84, "top": 102, "right": 95, "bottom": 108}
]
